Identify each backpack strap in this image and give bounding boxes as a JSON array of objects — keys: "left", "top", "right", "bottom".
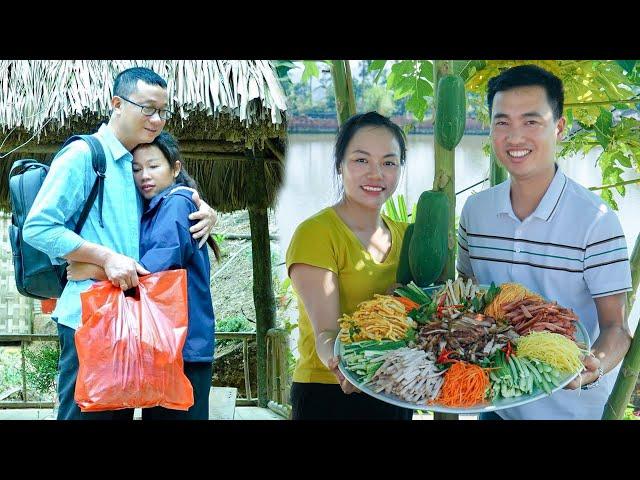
[{"left": 62, "top": 134, "right": 107, "bottom": 231}]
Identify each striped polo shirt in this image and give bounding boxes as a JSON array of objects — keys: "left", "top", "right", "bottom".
[{"left": 456, "top": 166, "right": 632, "bottom": 420}]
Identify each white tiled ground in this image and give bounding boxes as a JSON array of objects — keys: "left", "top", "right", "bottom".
[
  {"left": 0, "top": 406, "right": 287, "bottom": 420},
  {"left": 0, "top": 408, "right": 479, "bottom": 420}
]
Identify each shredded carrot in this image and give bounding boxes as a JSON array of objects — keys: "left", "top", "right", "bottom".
[
  {"left": 435, "top": 361, "right": 490, "bottom": 407},
  {"left": 396, "top": 296, "right": 420, "bottom": 312}
]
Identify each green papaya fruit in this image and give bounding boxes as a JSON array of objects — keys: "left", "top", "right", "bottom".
[
  {"left": 435, "top": 74, "right": 466, "bottom": 150},
  {"left": 396, "top": 223, "right": 414, "bottom": 285},
  {"left": 408, "top": 190, "right": 449, "bottom": 287}
]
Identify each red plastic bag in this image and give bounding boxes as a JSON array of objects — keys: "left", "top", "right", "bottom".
[
  {"left": 74, "top": 269, "right": 194, "bottom": 412},
  {"left": 40, "top": 298, "right": 57, "bottom": 314}
]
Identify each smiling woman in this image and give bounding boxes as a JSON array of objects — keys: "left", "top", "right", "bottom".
[{"left": 285, "top": 111, "right": 415, "bottom": 420}]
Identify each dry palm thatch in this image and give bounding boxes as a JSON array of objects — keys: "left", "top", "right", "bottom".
[{"left": 0, "top": 60, "right": 288, "bottom": 212}]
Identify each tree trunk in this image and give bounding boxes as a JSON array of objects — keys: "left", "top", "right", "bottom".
[
  {"left": 432, "top": 60, "right": 456, "bottom": 285},
  {"left": 602, "top": 234, "right": 640, "bottom": 419},
  {"left": 248, "top": 206, "right": 276, "bottom": 407},
  {"left": 432, "top": 60, "right": 458, "bottom": 421},
  {"left": 330, "top": 60, "right": 357, "bottom": 125},
  {"left": 490, "top": 152, "right": 508, "bottom": 186}
]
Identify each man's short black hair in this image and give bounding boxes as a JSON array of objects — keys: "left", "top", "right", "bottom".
[
  {"left": 113, "top": 67, "right": 167, "bottom": 98},
  {"left": 487, "top": 64, "right": 564, "bottom": 120}
]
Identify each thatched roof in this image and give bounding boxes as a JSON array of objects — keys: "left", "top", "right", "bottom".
[
  {"left": 0, "top": 60, "right": 288, "bottom": 212},
  {"left": 0, "top": 60, "right": 287, "bottom": 145}
]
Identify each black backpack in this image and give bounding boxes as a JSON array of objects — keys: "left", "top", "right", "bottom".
[{"left": 8, "top": 135, "right": 106, "bottom": 300}]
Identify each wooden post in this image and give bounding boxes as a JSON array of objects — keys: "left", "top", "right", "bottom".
[
  {"left": 433, "top": 60, "right": 458, "bottom": 421},
  {"left": 330, "top": 60, "right": 357, "bottom": 125},
  {"left": 602, "top": 235, "right": 640, "bottom": 419},
  {"left": 248, "top": 206, "right": 276, "bottom": 407}
]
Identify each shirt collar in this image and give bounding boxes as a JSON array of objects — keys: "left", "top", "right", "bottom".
[
  {"left": 497, "top": 164, "right": 567, "bottom": 223},
  {"left": 143, "top": 183, "right": 184, "bottom": 214},
  {"left": 96, "top": 124, "right": 131, "bottom": 162},
  {"left": 531, "top": 165, "right": 567, "bottom": 222}
]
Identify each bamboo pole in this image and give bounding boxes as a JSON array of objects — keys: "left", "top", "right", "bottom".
[
  {"left": 602, "top": 235, "right": 640, "bottom": 419},
  {"left": 433, "top": 60, "right": 458, "bottom": 421},
  {"left": 329, "top": 61, "right": 356, "bottom": 125}
]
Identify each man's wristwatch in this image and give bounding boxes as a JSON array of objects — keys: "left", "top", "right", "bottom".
[{"left": 581, "top": 366, "right": 604, "bottom": 390}]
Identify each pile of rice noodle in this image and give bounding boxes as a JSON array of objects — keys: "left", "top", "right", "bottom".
[{"left": 516, "top": 331, "right": 583, "bottom": 373}]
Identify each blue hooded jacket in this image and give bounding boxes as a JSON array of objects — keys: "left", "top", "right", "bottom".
[{"left": 138, "top": 184, "right": 215, "bottom": 362}]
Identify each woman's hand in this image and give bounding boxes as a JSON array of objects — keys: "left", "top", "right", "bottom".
[{"left": 328, "top": 356, "right": 361, "bottom": 394}]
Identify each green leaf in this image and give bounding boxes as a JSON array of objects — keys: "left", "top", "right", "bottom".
[
  {"left": 405, "top": 95, "right": 427, "bottom": 121},
  {"left": 384, "top": 196, "right": 399, "bottom": 220},
  {"left": 398, "top": 195, "right": 407, "bottom": 221},
  {"left": 418, "top": 61, "right": 434, "bottom": 82},
  {"left": 415, "top": 78, "right": 433, "bottom": 98},
  {"left": 565, "top": 109, "right": 574, "bottom": 130},
  {"left": 300, "top": 61, "right": 320, "bottom": 83},
  {"left": 594, "top": 108, "right": 613, "bottom": 149},
  {"left": 391, "top": 60, "right": 415, "bottom": 77},
  {"left": 616, "top": 60, "right": 637, "bottom": 74},
  {"left": 601, "top": 189, "right": 619, "bottom": 211},
  {"left": 369, "top": 60, "right": 387, "bottom": 72},
  {"left": 613, "top": 152, "right": 632, "bottom": 168}
]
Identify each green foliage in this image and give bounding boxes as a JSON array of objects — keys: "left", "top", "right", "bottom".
[
  {"left": 0, "top": 348, "right": 22, "bottom": 391},
  {"left": 216, "top": 315, "right": 255, "bottom": 348},
  {"left": 301, "top": 60, "right": 322, "bottom": 83},
  {"left": 24, "top": 343, "right": 60, "bottom": 395},
  {"left": 374, "top": 59, "right": 639, "bottom": 209},
  {"left": 212, "top": 233, "right": 229, "bottom": 257},
  {"left": 623, "top": 403, "right": 640, "bottom": 420},
  {"left": 383, "top": 194, "right": 415, "bottom": 223},
  {"left": 217, "top": 315, "right": 254, "bottom": 333},
  {"left": 561, "top": 112, "right": 640, "bottom": 210},
  {"left": 371, "top": 60, "right": 433, "bottom": 121},
  {"left": 362, "top": 84, "right": 395, "bottom": 116}
]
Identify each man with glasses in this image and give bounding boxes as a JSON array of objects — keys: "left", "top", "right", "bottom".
[
  {"left": 23, "top": 66, "right": 218, "bottom": 420},
  {"left": 119, "top": 95, "right": 173, "bottom": 120}
]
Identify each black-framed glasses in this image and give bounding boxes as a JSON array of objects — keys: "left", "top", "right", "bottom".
[{"left": 118, "top": 95, "right": 172, "bottom": 120}]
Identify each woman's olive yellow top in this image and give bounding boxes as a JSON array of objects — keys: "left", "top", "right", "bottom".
[{"left": 286, "top": 207, "right": 408, "bottom": 384}]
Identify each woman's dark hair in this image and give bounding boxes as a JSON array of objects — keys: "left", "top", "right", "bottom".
[
  {"left": 133, "top": 131, "right": 221, "bottom": 262},
  {"left": 333, "top": 111, "right": 407, "bottom": 192},
  {"left": 487, "top": 64, "right": 564, "bottom": 120}
]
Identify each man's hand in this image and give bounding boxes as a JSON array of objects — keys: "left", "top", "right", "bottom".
[
  {"left": 328, "top": 356, "right": 361, "bottom": 394},
  {"left": 103, "top": 252, "right": 150, "bottom": 290},
  {"left": 67, "top": 261, "right": 103, "bottom": 282},
  {"left": 190, "top": 191, "right": 217, "bottom": 248},
  {"left": 564, "top": 352, "right": 601, "bottom": 390}
]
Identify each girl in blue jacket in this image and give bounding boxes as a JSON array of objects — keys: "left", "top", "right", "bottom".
[{"left": 68, "top": 132, "right": 219, "bottom": 420}]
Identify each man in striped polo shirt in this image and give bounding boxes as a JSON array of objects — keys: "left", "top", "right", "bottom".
[{"left": 457, "top": 65, "right": 633, "bottom": 420}]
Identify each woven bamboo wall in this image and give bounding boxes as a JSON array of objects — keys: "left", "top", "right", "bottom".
[{"left": 0, "top": 212, "right": 33, "bottom": 334}]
